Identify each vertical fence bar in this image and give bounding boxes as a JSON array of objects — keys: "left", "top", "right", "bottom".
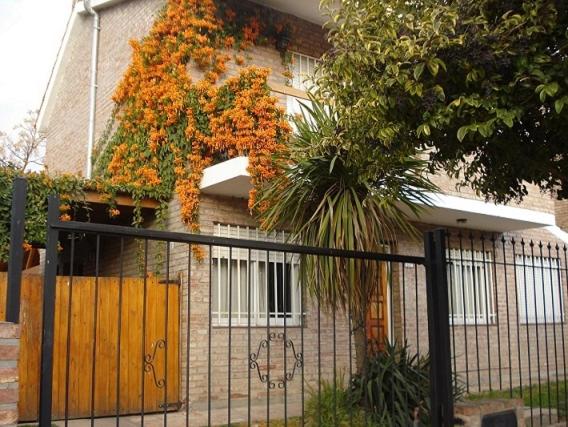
[
  {"left": 116, "top": 237, "right": 125, "bottom": 426},
  {"left": 163, "top": 242, "right": 170, "bottom": 426},
  {"left": 490, "top": 235, "right": 502, "bottom": 392},
  {"left": 39, "top": 194, "right": 60, "bottom": 426},
  {"left": 469, "top": 234, "right": 481, "bottom": 391},
  {"left": 91, "top": 235, "right": 101, "bottom": 425},
  {"left": 425, "top": 228, "right": 453, "bottom": 427},
  {"left": 64, "top": 232, "right": 76, "bottom": 426},
  {"left": 458, "top": 233, "right": 470, "bottom": 392},
  {"left": 6, "top": 177, "right": 27, "bottom": 323},
  {"left": 500, "top": 236, "right": 513, "bottom": 396},
  {"left": 141, "top": 239, "right": 148, "bottom": 426},
  {"left": 185, "top": 244, "right": 191, "bottom": 427},
  {"left": 227, "top": 246, "right": 232, "bottom": 426},
  {"left": 446, "top": 232, "right": 457, "bottom": 394},
  {"left": 266, "top": 249, "right": 271, "bottom": 426},
  {"left": 208, "top": 244, "right": 213, "bottom": 427}
]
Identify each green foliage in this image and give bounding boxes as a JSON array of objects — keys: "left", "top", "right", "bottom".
[
  {"left": 257, "top": 99, "right": 436, "bottom": 321},
  {"left": 352, "top": 342, "right": 432, "bottom": 426},
  {"left": 468, "top": 380, "right": 567, "bottom": 417},
  {"left": 304, "top": 376, "right": 367, "bottom": 426},
  {"left": 351, "top": 342, "right": 465, "bottom": 426},
  {"left": 0, "top": 167, "right": 86, "bottom": 262},
  {"left": 317, "top": 0, "right": 568, "bottom": 202}
]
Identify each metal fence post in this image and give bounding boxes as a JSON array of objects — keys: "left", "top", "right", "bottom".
[
  {"left": 39, "top": 194, "right": 60, "bottom": 425},
  {"left": 6, "top": 177, "right": 28, "bottom": 323},
  {"left": 425, "top": 228, "right": 454, "bottom": 427}
]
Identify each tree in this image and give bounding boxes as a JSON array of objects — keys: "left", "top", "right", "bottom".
[
  {"left": 316, "top": 0, "right": 568, "bottom": 202},
  {"left": 0, "top": 111, "right": 45, "bottom": 171},
  {"left": 257, "top": 100, "right": 436, "bottom": 372}
]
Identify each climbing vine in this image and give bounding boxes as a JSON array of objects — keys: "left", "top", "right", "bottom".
[
  {"left": 0, "top": 168, "right": 88, "bottom": 262},
  {"left": 94, "top": 0, "right": 292, "bottom": 239}
]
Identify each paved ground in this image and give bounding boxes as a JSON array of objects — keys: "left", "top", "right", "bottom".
[{"left": 41, "top": 400, "right": 303, "bottom": 427}]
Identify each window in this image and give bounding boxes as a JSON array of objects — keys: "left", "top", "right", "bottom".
[
  {"left": 286, "top": 52, "right": 320, "bottom": 117},
  {"left": 516, "top": 255, "right": 564, "bottom": 324},
  {"left": 290, "top": 52, "right": 319, "bottom": 92},
  {"left": 211, "top": 224, "right": 302, "bottom": 326},
  {"left": 447, "top": 249, "right": 496, "bottom": 325}
]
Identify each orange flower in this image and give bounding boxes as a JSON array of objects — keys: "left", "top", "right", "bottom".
[{"left": 103, "top": 0, "right": 291, "bottom": 239}]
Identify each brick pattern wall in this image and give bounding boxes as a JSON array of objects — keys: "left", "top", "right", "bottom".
[
  {"left": 395, "top": 224, "right": 568, "bottom": 392},
  {"left": 556, "top": 200, "right": 568, "bottom": 230},
  {"left": 429, "top": 174, "right": 556, "bottom": 214},
  {"left": 0, "top": 323, "right": 19, "bottom": 426},
  {"left": 44, "top": 0, "right": 326, "bottom": 176}
]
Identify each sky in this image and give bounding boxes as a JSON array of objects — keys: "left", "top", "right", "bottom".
[{"left": 0, "top": 0, "right": 71, "bottom": 134}]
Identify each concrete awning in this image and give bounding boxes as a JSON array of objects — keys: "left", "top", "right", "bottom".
[{"left": 200, "top": 157, "right": 556, "bottom": 232}]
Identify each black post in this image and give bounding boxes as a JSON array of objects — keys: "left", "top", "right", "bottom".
[
  {"left": 425, "top": 228, "right": 454, "bottom": 427},
  {"left": 39, "top": 194, "right": 60, "bottom": 425},
  {"left": 6, "top": 178, "right": 27, "bottom": 323}
]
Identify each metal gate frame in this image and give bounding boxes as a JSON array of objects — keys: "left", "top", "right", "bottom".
[{"left": 4, "top": 181, "right": 455, "bottom": 426}]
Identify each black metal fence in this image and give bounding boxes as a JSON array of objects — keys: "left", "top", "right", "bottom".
[
  {"left": 7, "top": 192, "right": 453, "bottom": 426},
  {"left": 7, "top": 180, "right": 568, "bottom": 426},
  {"left": 446, "top": 231, "right": 568, "bottom": 426}
]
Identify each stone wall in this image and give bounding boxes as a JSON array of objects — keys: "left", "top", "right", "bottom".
[{"left": 0, "top": 323, "right": 19, "bottom": 426}]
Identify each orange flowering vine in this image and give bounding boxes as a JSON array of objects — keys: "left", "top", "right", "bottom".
[{"left": 94, "top": 0, "right": 292, "bottom": 249}]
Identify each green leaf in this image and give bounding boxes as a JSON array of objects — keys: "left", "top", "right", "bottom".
[
  {"left": 457, "top": 126, "right": 468, "bottom": 142},
  {"left": 414, "top": 63, "right": 425, "bottom": 80},
  {"left": 427, "top": 60, "right": 439, "bottom": 77},
  {"left": 555, "top": 98, "right": 565, "bottom": 114}
]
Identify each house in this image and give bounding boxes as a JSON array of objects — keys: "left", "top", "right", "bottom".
[{"left": 33, "top": 0, "right": 568, "bottom": 424}]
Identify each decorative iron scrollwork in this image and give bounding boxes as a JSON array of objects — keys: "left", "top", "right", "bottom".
[
  {"left": 144, "top": 339, "right": 166, "bottom": 388},
  {"left": 249, "top": 332, "right": 303, "bottom": 389}
]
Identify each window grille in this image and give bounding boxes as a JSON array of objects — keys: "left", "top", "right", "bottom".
[
  {"left": 447, "top": 249, "right": 496, "bottom": 325},
  {"left": 516, "top": 255, "right": 564, "bottom": 323},
  {"left": 212, "top": 224, "right": 302, "bottom": 326}
]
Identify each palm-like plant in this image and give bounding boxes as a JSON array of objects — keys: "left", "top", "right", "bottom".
[{"left": 256, "top": 99, "right": 437, "bottom": 371}]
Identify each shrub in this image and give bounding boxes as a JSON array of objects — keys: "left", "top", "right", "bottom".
[
  {"left": 352, "top": 341, "right": 431, "bottom": 426},
  {"left": 304, "top": 376, "right": 367, "bottom": 426}
]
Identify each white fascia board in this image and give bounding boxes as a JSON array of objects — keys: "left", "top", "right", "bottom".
[
  {"left": 545, "top": 226, "right": 568, "bottom": 245},
  {"left": 425, "top": 192, "right": 556, "bottom": 228},
  {"left": 200, "top": 156, "right": 249, "bottom": 188},
  {"left": 75, "top": 0, "right": 129, "bottom": 14}
]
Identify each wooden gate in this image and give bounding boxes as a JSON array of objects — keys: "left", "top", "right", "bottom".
[{"left": 0, "top": 272, "right": 180, "bottom": 422}]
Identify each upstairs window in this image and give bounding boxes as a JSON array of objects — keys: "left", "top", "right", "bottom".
[
  {"left": 516, "top": 255, "right": 564, "bottom": 324},
  {"left": 447, "top": 249, "right": 496, "bottom": 325},
  {"left": 287, "top": 52, "right": 320, "bottom": 118},
  {"left": 211, "top": 224, "right": 301, "bottom": 327},
  {"left": 290, "top": 52, "right": 319, "bottom": 91}
]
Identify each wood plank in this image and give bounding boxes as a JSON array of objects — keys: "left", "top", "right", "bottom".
[
  {"left": 83, "top": 191, "right": 159, "bottom": 210},
  {"left": 0, "top": 273, "right": 180, "bottom": 421}
]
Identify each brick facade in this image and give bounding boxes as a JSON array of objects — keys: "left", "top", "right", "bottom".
[
  {"left": 0, "top": 323, "right": 19, "bottom": 426},
  {"left": 556, "top": 200, "right": 568, "bottom": 231},
  {"left": 39, "top": 0, "right": 568, "bottom": 419}
]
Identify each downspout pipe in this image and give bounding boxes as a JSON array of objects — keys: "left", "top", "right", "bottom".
[{"left": 84, "top": 0, "right": 100, "bottom": 179}]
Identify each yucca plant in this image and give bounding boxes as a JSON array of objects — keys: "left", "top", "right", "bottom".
[
  {"left": 256, "top": 99, "right": 437, "bottom": 372},
  {"left": 352, "top": 342, "right": 431, "bottom": 426}
]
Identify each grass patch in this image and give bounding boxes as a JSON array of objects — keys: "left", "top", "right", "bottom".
[{"left": 468, "top": 380, "right": 567, "bottom": 416}]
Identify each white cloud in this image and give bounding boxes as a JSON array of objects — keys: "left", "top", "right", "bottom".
[{"left": 0, "top": 0, "right": 71, "bottom": 133}]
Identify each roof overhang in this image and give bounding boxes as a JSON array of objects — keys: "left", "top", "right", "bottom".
[
  {"left": 250, "top": 0, "right": 326, "bottom": 24},
  {"left": 200, "top": 157, "right": 251, "bottom": 198},
  {"left": 404, "top": 193, "right": 555, "bottom": 232},
  {"left": 200, "top": 157, "right": 556, "bottom": 232}
]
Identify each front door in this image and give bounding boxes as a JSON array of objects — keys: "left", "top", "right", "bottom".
[{"left": 366, "top": 261, "right": 390, "bottom": 351}]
